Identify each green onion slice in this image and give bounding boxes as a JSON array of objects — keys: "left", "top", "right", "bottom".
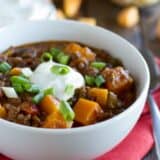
[
  {"left": 32, "top": 92, "right": 44, "bottom": 104},
  {"left": 1, "top": 87, "right": 18, "bottom": 98},
  {"left": 0, "top": 62, "right": 12, "bottom": 73},
  {"left": 10, "top": 76, "right": 40, "bottom": 94},
  {"left": 12, "top": 83, "right": 24, "bottom": 93},
  {"left": 51, "top": 65, "right": 70, "bottom": 75},
  {"left": 59, "top": 101, "right": 75, "bottom": 121},
  {"left": 10, "top": 76, "right": 29, "bottom": 93},
  {"left": 65, "top": 84, "right": 74, "bottom": 95},
  {"left": 85, "top": 75, "right": 105, "bottom": 87},
  {"left": 32, "top": 87, "right": 55, "bottom": 104},
  {"left": 50, "top": 48, "right": 70, "bottom": 65},
  {"left": 55, "top": 52, "right": 64, "bottom": 61},
  {"left": 91, "top": 61, "right": 106, "bottom": 70},
  {"left": 41, "top": 52, "right": 52, "bottom": 62},
  {"left": 50, "top": 48, "right": 61, "bottom": 58},
  {"left": 95, "top": 75, "right": 105, "bottom": 87},
  {"left": 44, "top": 88, "right": 55, "bottom": 96},
  {"left": 24, "top": 84, "right": 40, "bottom": 94},
  {"left": 10, "top": 76, "right": 30, "bottom": 84},
  {"left": 85, "top": 75, "right": 95, "bottom": 86},
  {"left": 58, "top": 54, "right": 70, "bottom": 65}
]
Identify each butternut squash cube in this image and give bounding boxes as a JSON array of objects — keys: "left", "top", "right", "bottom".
[
  {"left": 65, "top": 43, "right": 95, "bottom": 61},
  {"left": 74, "top": 98, "right": 103, "bottom": 125},
  {"left": 88, "top": 88, "right": 108, "bottom": 108},
  {"left": 81, "top": 47, "right": 95, "bottom": 61},
  {"left": 0, "top": 104, "right": 6, "bottom": 118},
  {"left": 10, "top": 67, "right": 22, "bottom": 75},
  {"left": 102, "top": 67, "right": 133, "bottom": 94},
  {"left": 40, "top": 95, "right": 59, "bottom": 115},
  {"left": 65, "top": 43, "right": 82, "bottom": 55},
  {"left": 42, "top": 112, "right": 73, "bottom": 129}
]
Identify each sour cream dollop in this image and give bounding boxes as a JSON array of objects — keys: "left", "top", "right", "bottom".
[{"left": 30, "top": 61, "right": 85, "bottom": 101}]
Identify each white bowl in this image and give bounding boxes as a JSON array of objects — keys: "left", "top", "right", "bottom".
[{"left": 0, "top": 20, "right": 150, "bottom": 160}]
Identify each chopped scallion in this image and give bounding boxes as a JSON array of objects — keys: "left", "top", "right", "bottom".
[
  {"left": 59, "top": 101, "right": 75, "bottom": 121},
  {"left": 10, "top": 76, "right": 30, "bottom": 84},
  {"left": 50, "top": 48, "right": 70, "bottom": 65},
  {"left": 51, "top": 65, "right": 70, "bottom": 75},
  {"left": 0, "top": 62, "right": 12, "bottom": 73},
  {"left": 50, "top": 48, "right": 61, "bottom": 58},
  {"left": 24, "top": 84, "right": 40, "bottom": 94},
  {"left": 65, "top": 84, "right": 74, "bottom": 95},
  {"left": 32, "top": 87, "right": 55, "bottom": 104},
  {"left": 91, "top": 61, "right": 106, "bottom": 70},
  {"left": 95, "top": 75, "right": 105, "bottom": 87},
  {"left": 44, "top": 88, "right": 55, "bottom": 96},
  {"left": 55, "top": 52, "right": 64, "bottom": 61},
  {"left": 85, "top": 75, "right": 105, "bottom": 87},
  {"left": 1, "top": 87, "right": 18, "bottom": 98},
  {"left": 58, "top": 55, "right": 70, "bottom": 65},
  {"left": 32, "top": 92, "right": 44, "bottom": 104},
  {"left": 41, "top": 52, "right": 52, "bottom": 62},
  {"left": 85, "top": 75, "right": 95, "bottom": 86},
  {"left": 10, "top": 76, "right": 40, "bottom": 94},
  {"left": 12, "top": 83, "right": 24, "bottom": 93}
]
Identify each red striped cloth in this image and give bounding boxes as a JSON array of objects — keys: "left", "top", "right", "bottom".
[{"left": 1, "top": 59, "right": 160, "bottom": 160}]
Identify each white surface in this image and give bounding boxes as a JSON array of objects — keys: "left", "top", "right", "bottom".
[
  {"left": 30, "top": 61, "right": 85, "bottom": 100},
  {"left": 0, "top": 0, "right": 56, "bottom": 28},
  {"left": 0, "top": 20, "right": 150, "bottom": 160}
]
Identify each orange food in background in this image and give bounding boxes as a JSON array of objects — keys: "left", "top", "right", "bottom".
[
  {"left": 78, "top": 17, "right": 96, "bottom": 26},
  {"left": 63, "top": 0, "right": 82, "bottom": 17},
  {"left": 56, "top": 9, "right": 66, "bottom": 19},
  {"left": 117, "top": 6, "right": 139, "bottom": 28}
]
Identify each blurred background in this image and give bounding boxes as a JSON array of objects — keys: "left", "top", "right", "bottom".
[
  {"left": 1, "top": 0, "right": 160, "bottom": 57},
  {"left": 52, "top": 0, "right": 160, "bottom": 57}
]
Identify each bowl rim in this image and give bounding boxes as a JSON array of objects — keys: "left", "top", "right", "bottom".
[{"left": 0, "top": 20, "right": 150, "bottom": 134}]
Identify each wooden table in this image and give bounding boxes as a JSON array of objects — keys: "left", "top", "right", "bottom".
[{"left": 54, "top": 1, "right": 160, "bottom": 159}]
